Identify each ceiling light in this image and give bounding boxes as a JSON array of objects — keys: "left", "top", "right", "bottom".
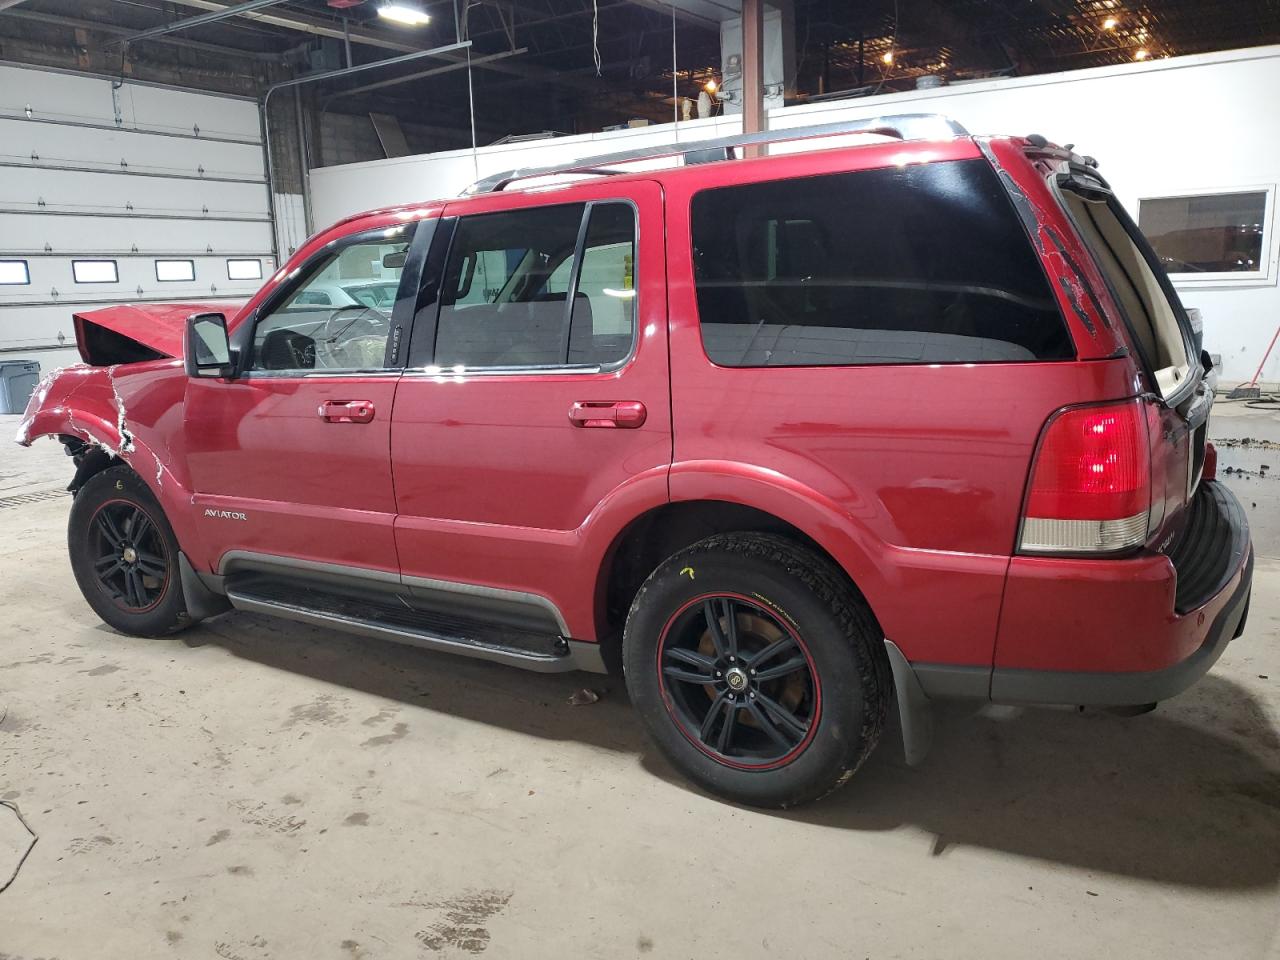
[
  {"left": 704, "top": 79, "right": 718, "bottom": 93},
  {"left": 1134, "top": 47, "right": 1149, "bottom": 60},
  {"left": 881, "top": 50, "right": 894, "bottom": 65},
  {"left": 1102, "top": 16, "right": 1118, "bottom": 30},
  {"left": 378, "top": 3, "right": 430, "bottom": 26}
]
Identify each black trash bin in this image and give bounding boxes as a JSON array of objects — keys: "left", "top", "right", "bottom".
[{"left": 0, "top": 360, "right": 41, "bottom": 415}]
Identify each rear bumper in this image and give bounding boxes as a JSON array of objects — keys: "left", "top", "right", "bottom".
[
  {"left": 990, "top": 547, "right": 1252, "bottom": 705},
  {"left": 989, "top": 480, "right": 1252, "bottom": 706}
]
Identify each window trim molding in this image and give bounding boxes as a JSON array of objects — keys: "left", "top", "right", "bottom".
[
  {"left": 0, "top": 258, "right": 30, "bottom": 285},
  {"left": 1136, "top": 183, "right": 1277, "bottom": 289},
  {"left": 403, "top": 362, "right": 607, "bottom": 379},
  {"left": 71, "top": 258, "right": 119, "bottom": 284}
]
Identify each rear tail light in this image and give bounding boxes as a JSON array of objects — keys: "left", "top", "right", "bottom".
[{"left": 1018, "top": 399, "right": 1151, "bottom": 554}]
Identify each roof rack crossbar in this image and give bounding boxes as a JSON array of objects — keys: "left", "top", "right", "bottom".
[{"left": 463, "top": 113, "right": 968, "bottom": 195}]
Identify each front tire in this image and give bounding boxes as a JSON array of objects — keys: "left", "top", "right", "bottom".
[
  {"left": 68, "top": 465, "right": 191, "bottom": 637},
  {"left": 623, "top": 533, "right": 890, "bottom": 808}
]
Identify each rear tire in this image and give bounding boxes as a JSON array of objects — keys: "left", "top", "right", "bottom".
[
  {"left": 68, "top": 465, "right": 191, "bottom": 637},
  {"left": 623, "top": 533, "right": 890, "bottom": 808}
]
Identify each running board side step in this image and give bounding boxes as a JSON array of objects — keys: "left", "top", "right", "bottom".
[{"left": 225, "top": 588, "right": 607, "bottom": 674}]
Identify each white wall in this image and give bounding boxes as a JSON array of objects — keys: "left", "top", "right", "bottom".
[
  {"left": 310, "top": 112, "right": 742, "bottom": 228},
  {"left": 309, "top": 45, "right": 1280, "bottom": 386}
]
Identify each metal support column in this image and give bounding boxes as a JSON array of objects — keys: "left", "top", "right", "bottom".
[
  {"left": 294, "top": 86, "right": 312, "bottom": 236},
  {"left": 742, "top": 0, "right": 757, "bottom": 152},
  {"left": 741, "top": 0, "right": 765, "bottom": 139},
  {"left": 261, "top": 39, "right": 473, "bottom": 245}
]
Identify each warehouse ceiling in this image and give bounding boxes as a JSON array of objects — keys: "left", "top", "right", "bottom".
[{"left": 3, "top": 0, "right": 1280, "bottom": 149}]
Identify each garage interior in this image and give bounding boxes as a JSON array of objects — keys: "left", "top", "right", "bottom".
[{"left": 1, "top": 1, "right": 1279, "bottom": 958}]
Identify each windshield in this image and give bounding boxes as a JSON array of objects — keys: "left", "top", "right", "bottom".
[{"left": 342, "top": 282, "right": 400, "bottom": 309}]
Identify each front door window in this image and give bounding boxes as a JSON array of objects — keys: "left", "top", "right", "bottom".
[{"left": 249, "top": 227, "right": 414, "bottom": 373}]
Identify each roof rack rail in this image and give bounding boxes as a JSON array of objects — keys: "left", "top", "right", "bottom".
[{"left": 463, "top": 113, "right": 969, "bottom": 195}]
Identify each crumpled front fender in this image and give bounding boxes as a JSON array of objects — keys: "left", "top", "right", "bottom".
[
  {"left": 15, "top": 364, "right": 129, "bottom": 453},
  {"left": 14, "top": 359, "right": 206, "bottom": 561}
]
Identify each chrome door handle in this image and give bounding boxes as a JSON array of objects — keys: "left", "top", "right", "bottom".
[
  {"left": 568, "top": 401, "right": 647, "bottom": 429},
  {"left": 319, "top": 400, "right": 376, "bottom": 423}
]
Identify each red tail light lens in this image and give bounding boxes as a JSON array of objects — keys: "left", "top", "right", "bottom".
[{"left": 1019, "top": 399, "right": 1151, "bottom": 554}]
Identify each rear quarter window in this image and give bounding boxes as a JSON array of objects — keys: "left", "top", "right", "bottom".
[{"left": 690, "top": 158, "right": 1074, "bottom": 367}]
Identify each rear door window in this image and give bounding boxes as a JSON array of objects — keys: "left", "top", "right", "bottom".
[
  {"left": 433, "top": 201, "right": 636, "bottom": 369},
  {"left": 690, "top": 158, "right": 1073, "bottom": 367},
  {"left": 568, "top": 204, "right": 636, "bottom": 365}
]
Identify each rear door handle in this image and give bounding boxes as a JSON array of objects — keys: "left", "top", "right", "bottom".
[
  {"left": 319, "top": 400, "right": 376, "bottom": 424},
  {"left": 568, "top": 400, "right": 647, "bottom": 429}
]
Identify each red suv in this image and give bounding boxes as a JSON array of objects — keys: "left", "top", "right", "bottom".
[{"left": 17, "top": 114, "right": 1253, "bottom": 808}]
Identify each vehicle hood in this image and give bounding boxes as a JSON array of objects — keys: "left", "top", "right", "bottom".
[{"left": 73, "top": 301, "right": 245, "bottom": 366}]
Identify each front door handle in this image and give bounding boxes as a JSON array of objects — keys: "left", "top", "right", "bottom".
[
  {"left": 319, "top": 400, "right": 376, "bottom": 424},
  {"left": 568, "top": 400, "right": 647, "bottom": 429}
]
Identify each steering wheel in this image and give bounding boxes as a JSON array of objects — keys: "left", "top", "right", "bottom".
[
  {"left": 321, "top": 304, "right": 386, "bottom": 343},
  {"left": 316, "top": 305, "right": 389, "bottom": 368}
]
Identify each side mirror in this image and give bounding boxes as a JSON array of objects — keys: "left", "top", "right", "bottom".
[{"left": 185, "top": 312, "right": 236, "bottom": 379}]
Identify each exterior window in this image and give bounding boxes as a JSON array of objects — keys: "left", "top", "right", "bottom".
[
  {"left": 1138, "top": 188, "right": 1274, "bottom": 284},
  {"left": 72, "top": 260, "right": 118, "bottom": 284},
  {"left": 227, "top": 258, "right": 264, "bottom": 280},
  {"left": 547, "top": 204, "right": 637, "bottom": 366},
  {"left": 690, "top": 159, "right": 1073, "bottom": 367},
  {"left": 433, "top": 202, "right": 637, "bottom": 370},
  {"left": 155, "top": 259, "right": 196, "bottom": 282},
  {"left": 571, "top": 208, "right": 636, "bottom": 365},
  {"left": 248, "top": 226, "right": 413, "bottom": 373},
  {"left": 0, "top": 260, "right": 29, "bottom": 285}
]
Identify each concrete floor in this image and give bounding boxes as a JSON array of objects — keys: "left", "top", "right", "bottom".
[{"left": 1, "top": 405, "right": 1278, "bottom": 960}]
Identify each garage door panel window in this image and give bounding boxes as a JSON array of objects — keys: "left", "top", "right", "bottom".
[
  {"left": 0, "top": 260, "right": 29, "bottom": 285},
  {"left": 248, "top": 227, "right": 413, "bottom": 374},
  {"left": 690, "top": 160, "right": 1073, "bottom": 367},
  {"left": 433, "top": 201, "right": 636, "bottom": 370},
  {"left": 72, "top": 259, "right": 119, "bottom": 284},
  {"left": 155, "top": 259, "right": 196, "bottom": 282},
  {"left": 227, "top": 258, "right": 264, "bottom": 281}
]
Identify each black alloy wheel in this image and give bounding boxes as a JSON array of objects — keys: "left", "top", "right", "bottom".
[
  {"left": 68, "top": 465, "right": 192, "bottom": 637},
  {"left": 658, "top": 593, "right": 820, "bottom": 770},
  {"left": 87, "top": 500, "right": 170, "bottom": 611}
]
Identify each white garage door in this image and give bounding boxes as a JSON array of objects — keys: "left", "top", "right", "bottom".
[{"left": 0, "top": 62, "right": 278, "bottom": 352}]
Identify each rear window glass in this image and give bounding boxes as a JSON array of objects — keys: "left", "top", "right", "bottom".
[{"left": 690, "top": 158, "right": 1073, "bottom": 367}]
